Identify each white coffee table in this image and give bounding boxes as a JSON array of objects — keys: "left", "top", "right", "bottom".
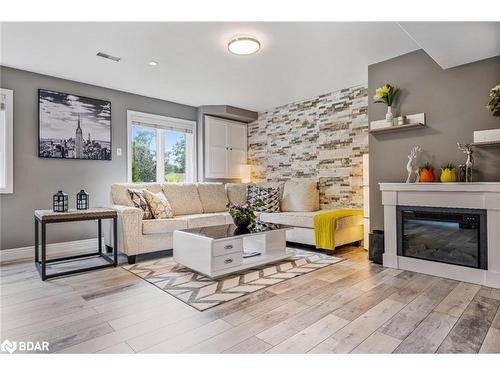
[{"left": 173, "top": 222, "right": 292, "bottom": 278}]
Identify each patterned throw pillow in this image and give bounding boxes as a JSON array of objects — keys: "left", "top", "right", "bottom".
[
  {"left": 247, "top": 185, "right": 281, "bottom": 213},
  {"left": 142, "top": 190, "right": 174, "bottom": 219},
  {"left": 127, "top": 188, "right": 154, "bottom": 219}
]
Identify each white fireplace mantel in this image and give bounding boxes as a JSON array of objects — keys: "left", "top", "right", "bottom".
[{"left": 379, "top": 182, "right": 500, "bottom": 288}]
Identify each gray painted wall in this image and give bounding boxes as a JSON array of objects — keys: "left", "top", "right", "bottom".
[
  {"left": 0, "top": 66, "right": 197, "bottom": 250},
  {"left": 369, "top": 50, "right": 500, "bottom": 231}
]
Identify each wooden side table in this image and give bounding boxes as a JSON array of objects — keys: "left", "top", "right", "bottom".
[{"left": 34, "top": 208, "right": 118, "bottom": 280}]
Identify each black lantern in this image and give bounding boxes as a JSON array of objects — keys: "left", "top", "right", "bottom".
[
  {"left": 53, "top": 190, "right": 68, "bottom": 212},
  {"left": 76, "top": 189, "right": 89, "bottom": 210}
]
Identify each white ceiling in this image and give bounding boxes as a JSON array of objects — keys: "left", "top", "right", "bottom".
[
  {"left": 399, "top": 22, "right": 500, "bottom": 69},
  {"left": 1, "top": 22, "right": 498, "bottom": 111}
]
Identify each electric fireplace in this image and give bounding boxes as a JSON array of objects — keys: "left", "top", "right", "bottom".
[{"left": 397, "top": 206, "right": 487, "bottom": 270}]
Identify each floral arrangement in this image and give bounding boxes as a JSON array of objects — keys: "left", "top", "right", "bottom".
[
  {"left": 373, "top": 84, "right": 399, "bottom": 107},
  {"left": 486, "top": 84, "right": 500, "bottom": 117},
  {"left": 228, "top": 201, "right": 261, "bottom": 227},
  {"left": 228, "top": 202, "right": 255, "bottom": 220}
]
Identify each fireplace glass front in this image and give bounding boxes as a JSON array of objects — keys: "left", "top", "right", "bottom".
[{"left": 397, "top": 206, "right": 487, "bottom": 269}]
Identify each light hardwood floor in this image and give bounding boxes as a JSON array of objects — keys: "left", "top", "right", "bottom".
[{"left": 1, "top": 246, "right": 499, "bottom": 354}]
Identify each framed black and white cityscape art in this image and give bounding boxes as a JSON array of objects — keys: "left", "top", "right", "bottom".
[{"left": 38, "top": 89, "right": 112, "bottom": 160}]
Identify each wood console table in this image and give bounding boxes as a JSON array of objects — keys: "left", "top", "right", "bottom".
[{"left": 34, "top": 208, "right": 117, "bottom": 280}]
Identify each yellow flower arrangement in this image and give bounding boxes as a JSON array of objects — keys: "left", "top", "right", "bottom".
[{"left": 373, "top": 83, "right": 399, "bottom": 106}]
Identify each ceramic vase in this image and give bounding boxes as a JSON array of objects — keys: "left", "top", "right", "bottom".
[
  {"left": 233, "top": 216, "right": 251, "bottom": 228},
  {"left": 419, "top": 168, "right": 436, "bottom": 183},
  {"left": 385, "top": 106, "right": 394, "bottom": 123},
  {"left": 440, "top": 168, "right": 458, "bottom": 183}
]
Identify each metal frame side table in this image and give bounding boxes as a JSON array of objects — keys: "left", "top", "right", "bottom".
[{"left": 34, "top": 208, "right": 118, "bottom": 280}]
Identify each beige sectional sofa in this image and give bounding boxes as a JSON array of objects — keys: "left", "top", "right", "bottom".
[
  {"left": 258, "top": 180, "right": 363, "bottom": 249},
  {"left": 105, "top": 182, "right": 235, "bottom": 264},
  {"left": 259, "top": 211, "right": 363, "bottom": 248},
  {"left": 104, "top": 181, "right": 363, "bottom": 264}
]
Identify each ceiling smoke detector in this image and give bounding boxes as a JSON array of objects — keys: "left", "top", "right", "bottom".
[
  {"left": 228, "top": 35, "right": 261, "bottom": 55},
  {"left": 96, "top": 52, "right": 121, "bottom": 62}
]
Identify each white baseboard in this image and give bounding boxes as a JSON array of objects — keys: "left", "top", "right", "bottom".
[
  {"left": 398, "top": 256, "right": 486, "bottom": 286},
  {"left": 0, "top": 238, "right": 102, "bottom": 265}
]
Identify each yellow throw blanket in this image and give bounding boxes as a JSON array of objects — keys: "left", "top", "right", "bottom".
[{"left": 313, "top": 209, "right": 363, "bottom": 251}]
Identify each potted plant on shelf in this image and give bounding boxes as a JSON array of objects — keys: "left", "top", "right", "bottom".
[
  {"left": 228, "top": 202, "right": 258, "bottom": 229},
  {"left": 440, "top": 163, "right": 458, "bottom": 183},
  {"left": 486, "top": 84, "right": 500, "bottom": 117},
  {"left": 373, "top": 83, "right": 399, "bottom": 122},
  {"left": 419, "top": 162, "right": 436, "bottom": 183}
]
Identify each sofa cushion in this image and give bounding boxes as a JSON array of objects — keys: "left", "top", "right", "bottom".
[
  {"left": 226, "top": 183, "right": 248, "bottom": 206},
  {"left": 111, "top": 183, "right": 162, "bottom": 206},
  {"left": 162, "top": 183, "right": 203, "bottom": 216},
  {"left": 128, "top": 188, "right": 154, "bottom": 219},
  {"left": 281, "top": 180, "right": 319, "bottom": 212},
  {"left": 142, "top": 218, "right": 188, "bottom": 235},
  {"left": 197, "top": 183, "right": 228, "bottom": 213},
  {"left": 259, "top": 210, "right": 363, "bottom": 230},
  {"left": 143, "top": 190, "right": 174, "bottom": 219},
  {"left": 247, "top": 185, "right": 281, "bottom": 212},
  {"left": 175, "top": 213, "right": 227, "bottom": 228},
  {"left": 260, "top": 211, "right": 314, "bottom": 228}
]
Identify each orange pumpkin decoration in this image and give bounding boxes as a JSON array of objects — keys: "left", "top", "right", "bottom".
[{"left": 419, "top": 164, "right": 436, "bottom": 183}]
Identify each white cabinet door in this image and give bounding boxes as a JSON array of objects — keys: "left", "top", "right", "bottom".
[
  {"left": 205, "top": 115, "right": 247, "bottom": 179},
  {"left": 205, "top": 116, "right": 228, "bottom": 178},
  {"left": 227, "top": 122, "right": 247, "bottom": 178}
]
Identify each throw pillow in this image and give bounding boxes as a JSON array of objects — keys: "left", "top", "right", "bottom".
[
  {"left": 258, "top": 181, "right": 285, "bottom": 200},
  {"left": 113, "top": 183, "right": 162, "bottom": 206},
  {"left": 127, "top": 188, "right": 154, "bottom": 219},
  {"left": 247, "top": 185, "right": 281, "bottom": 213},
  {"left": 142, "top": 190, "right": 174, "bottom": 219},
  {"left": 281, "top": 180, "right": 320, "bottom": 212}
]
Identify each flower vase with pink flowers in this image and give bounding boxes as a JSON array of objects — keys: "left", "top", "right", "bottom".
[{"left": 227, "top": 201, "right": 261, "bottom": 228}]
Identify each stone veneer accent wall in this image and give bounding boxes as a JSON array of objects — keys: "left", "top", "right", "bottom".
[{"left": 247, "top": 84, "right": 368, "bottom": 209}]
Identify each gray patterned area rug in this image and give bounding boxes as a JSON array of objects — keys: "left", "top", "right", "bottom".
[{"left": 122, "top": 249, "right": 343, "bottom": 311}]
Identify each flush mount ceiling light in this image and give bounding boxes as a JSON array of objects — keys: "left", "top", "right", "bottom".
[
  {"left": 228, "top": 35, "right": 260, "bottom": 55},
  {"left": 148, "top": 60, "right": 159, "bottom": 66}
]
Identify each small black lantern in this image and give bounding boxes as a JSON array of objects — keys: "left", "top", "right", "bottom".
[
  {"left": 53, "top": 190, "right": 68, "bottom": 212},
  {"left": 76, "top": 189, "right": 89, "bottom": 210}
]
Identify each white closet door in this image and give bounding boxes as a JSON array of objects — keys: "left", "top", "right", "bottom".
[
  {"left": 205, "top": 116, "right": 228, "bottom": 178},
  {"left": 227, "top": 122, "right": 247, "bottom": 178}
]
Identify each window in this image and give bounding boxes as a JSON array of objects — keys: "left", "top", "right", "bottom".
[
  {"left": 0, "top": 88, "right": 13, "bottom": 194},
  {"left": 127, "top": 111, "right": 196, "bottom": 183}
]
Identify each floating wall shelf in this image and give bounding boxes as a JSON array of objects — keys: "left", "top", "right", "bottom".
[
  {"left": 369, "top": 122, "right": 425, "bottom": 134},
  {"left": 472, "top": 140, "right": 500, "bottom": 147},
  {"left": 473, "top": 129, "right": 500, "bottom": 146},
  {"left": 369, "top": 113, "right": 426, "bottom": 134}
]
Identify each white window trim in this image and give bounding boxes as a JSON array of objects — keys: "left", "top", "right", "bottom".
[
  {"left": 0, "top": 88, "right": 14, "bottom": 194},
  {"left": 126, "top": 110, "right": 197, "bottom": 183}
]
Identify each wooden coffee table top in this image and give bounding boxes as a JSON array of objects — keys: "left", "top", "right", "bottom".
[{"left": 35, "top": 207, "right": 117, "bottom": 222}]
